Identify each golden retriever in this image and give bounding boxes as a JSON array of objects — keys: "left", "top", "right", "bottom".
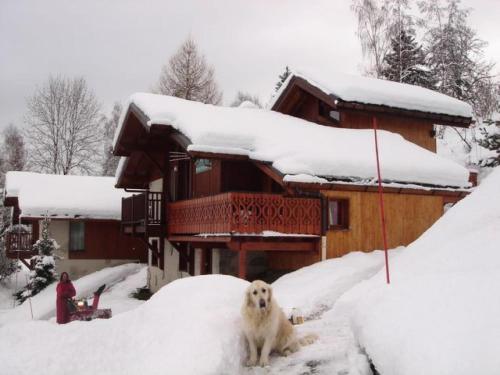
[{"left": 241, "top": 280, "right": 316, "bottom": 367}]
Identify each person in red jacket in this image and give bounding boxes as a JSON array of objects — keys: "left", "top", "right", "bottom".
[{"left": 56, "top": 272, "right": 76, "bottom": 324}]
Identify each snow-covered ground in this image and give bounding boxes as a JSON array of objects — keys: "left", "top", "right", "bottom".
[
  {"left": 343, "top": 166, "right": 500, "bottom": 375},
  {"left": 0, "top": 263, "right": 145, "bottom": 325},
  {"left": 1, "top": 167, "right": 499, "bottom": 374},
  {"left": 0, "top": 250, "right": 390, "bottom": 375}
]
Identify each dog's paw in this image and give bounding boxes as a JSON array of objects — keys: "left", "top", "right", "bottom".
[
  {"left": 259, "top": 358, "right": 270, "bottom": 367},
  {"left": 246, "top": 358, "right": 258, "bottom": 367}
]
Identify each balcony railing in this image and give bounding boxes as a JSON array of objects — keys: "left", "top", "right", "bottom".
[
  {"left": 5, "top": 232, "right": 34, "bottom": 253},
  {"left": 168, "top": 192, "right": 321, "bottom": 236},
  {"left": 121, "top": 192, "right": 163, "bottom": 226}
]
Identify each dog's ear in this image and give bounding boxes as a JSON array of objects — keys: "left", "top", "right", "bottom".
[{"left": 246, "top": 288, "right": 255, "bottom": 308}]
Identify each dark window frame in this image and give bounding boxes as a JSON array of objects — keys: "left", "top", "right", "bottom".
[
  {"left": 69, "top": 221, "right": 85, "bottom": 251},
  {"left": 328, "top": 199, "right": 349, "bottom": 230}
]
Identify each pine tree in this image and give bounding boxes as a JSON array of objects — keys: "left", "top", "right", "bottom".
[
  {"left": 381, "top": 27, "right": 435, "bottom": 89},
  {"left": 275, "top": 66, "right": 291, "bottom": 92},
  {"left": 14, "top": 216, "right": 58, "bottom": 303},
  {"left": 478, "top": 125, "right": 500, "bottom": 167}
]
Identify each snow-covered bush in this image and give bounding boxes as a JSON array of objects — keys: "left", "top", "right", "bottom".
[{"left": 14, "top": 216, "right": 57, "bottom": 303}]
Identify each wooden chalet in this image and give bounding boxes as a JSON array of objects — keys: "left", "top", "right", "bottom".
[
  {"left": 3, "top": 172, "right": 146, "bottom": 277},
  {"left": 113, "top": 77, "right": 473, "bottom": 291}
]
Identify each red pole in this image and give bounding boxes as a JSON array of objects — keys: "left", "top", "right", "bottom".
[{"left": 372, "top": 116, "right": 391, "bottom": 284}]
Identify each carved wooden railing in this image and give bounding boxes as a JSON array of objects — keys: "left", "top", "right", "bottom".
[
  {"left": 121, "top": 192, "right": 163, "bottom": 226},
  {"left": 5, "top": 232, "right": 33, "bottom": 253},
  {"left": 168, "top": 192, "right": 321, "bottom": 235}
]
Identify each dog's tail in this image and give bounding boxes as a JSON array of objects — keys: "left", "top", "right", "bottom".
[{"left": 298, "top": 333, "right": 318, "bottom": 346}]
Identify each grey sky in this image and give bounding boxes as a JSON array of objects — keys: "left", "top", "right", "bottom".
[{"left": 0, "top": 0, "right": 499, "bottom": 129}]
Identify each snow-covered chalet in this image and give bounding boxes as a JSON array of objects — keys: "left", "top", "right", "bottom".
[{"left": 113, "top": 70, "right": 474, "bottom": 291}]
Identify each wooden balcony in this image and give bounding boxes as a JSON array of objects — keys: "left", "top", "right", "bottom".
[
  {"left": 5, "top": 232, "right": 37, "bottom": 258},
  {"left": 121, "top": 192, "right": 163, "bottom": 236},
  {"left": 168, "top": 192, "right": 321, "bottom": 237}
]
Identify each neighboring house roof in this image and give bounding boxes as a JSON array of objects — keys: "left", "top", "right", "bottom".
[
  {"left": 269, "top": 69, "right": 473, "bottom": 121},
  {"left": 4, "top": 172, "right": 132, "bottom": 220},
  {"left": 114, "top": 93, "right": 471, "bottom": 189}
]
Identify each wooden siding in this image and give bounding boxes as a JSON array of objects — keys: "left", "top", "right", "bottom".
[
  {"left": 68, "top": 220, "right": 147, "bottom": 262},
  {"left": 322, "top": 190, "right": 443, "bottom": 258},
  {"left": 193, "top": 160, "right": 221, "bottom": 198},
  {"left": 340, "top": 109, "right": 436, "bottom": 152},
  {"left": 275, "top": 88, "right": 437, "bottom": 151}
]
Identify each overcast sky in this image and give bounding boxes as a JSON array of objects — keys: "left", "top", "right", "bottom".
[{"left": 1, "top": 0, "right": 499, "bottom": 129}]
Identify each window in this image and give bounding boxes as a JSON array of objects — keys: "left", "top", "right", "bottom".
[
  {"left": 328, "top": 199, "right": 349, "bottom": 230},
  {"left": 318, "top": 101, "right": 340, "bottom": 123},
  {"left": 195, "top": 159, "right": 212, "bottom": 174},
  {"left": 69, "top": 221, "right": 85, "bottom": 251}
]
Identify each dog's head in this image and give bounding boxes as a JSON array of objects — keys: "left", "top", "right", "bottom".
[{"left": 245, "top": 280, "right": 273, "bottom": 312}]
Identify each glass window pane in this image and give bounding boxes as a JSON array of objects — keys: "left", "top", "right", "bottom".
[
  {"left": 69, "top": 222, "right": 85, "bottom": 251},
  {"left": 329, "top": 201, "right": 340, "bottom": 226}
]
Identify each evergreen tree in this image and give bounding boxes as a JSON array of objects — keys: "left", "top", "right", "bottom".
[
  {"left": 419, "top": 0, "right": 495, "bottom": 115},
  {"left": 275, "top": 66, "right": 291, "bottom": 92},
  {"left": 381, "top": 27, "right": 435, "bottom": 89},
  {"left": 14, "top": 216, "right": 58, "bottom": 303},
  {"left": 478, "top": 125, "right": 500, "bottom": 167}
]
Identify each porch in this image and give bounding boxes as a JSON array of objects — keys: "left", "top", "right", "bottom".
[{"left": 167, "top": 192, "right": 322, "bottom": 278}]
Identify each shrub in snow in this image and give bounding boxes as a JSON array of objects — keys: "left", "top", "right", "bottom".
[
  {"left": 478, "top": 125, "right": 500, "bottom": 167},
  {"left": 14, "top": 216, "right": 57, "bottom": 303}
]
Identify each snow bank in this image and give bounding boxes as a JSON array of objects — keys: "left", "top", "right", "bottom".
[
  {"left": 0, "top": 263, "right": 144, "bottom": 325},
  {"left": 0, "top": 275, "right": 248, "bottom": 375},
  {"left": 345, "top": 167, "right": 500, "bottom": 375},
  {"left": 4, "top": 171, "right": 132, "bottom": 219},
  {"left": 116, "top": 94, "right": 470, "bottom": 188},
  {"left": 273, "top": 250, "right": 391, "bottom": 319},
  {"left": 269, "top": 68, "right": 472, "bottom": 118},
  {"left": 0, "top": 249, "right": 392, "bottom": 375}
]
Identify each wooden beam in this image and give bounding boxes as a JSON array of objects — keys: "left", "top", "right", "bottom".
[
  {"left": 238, "top": 249, "right": 247, "bottom": 279},
  {"left": 188, "top": 150, "right": 250, "bottom": 161},
  {"left": 286, "top": 180, "right": 470, "bottom": 197},
  {"left": 240, "top": 240, "right": 318, "bottom": 252}
]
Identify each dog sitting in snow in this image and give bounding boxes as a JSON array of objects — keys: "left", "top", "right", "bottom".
[{"left": 241, "top": 280, "right": 316, "bottom": 367}]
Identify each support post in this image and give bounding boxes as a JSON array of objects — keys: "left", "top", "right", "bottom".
[{"left": 238, "top": 249, "right": 247, "bottom": 279}]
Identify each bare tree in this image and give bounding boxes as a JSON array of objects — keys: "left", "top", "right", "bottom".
[
  {"left": 101, "top": 102, "right": 123, "bottom": 176},
  {"left": 230, "top": 92, "right": 262, "bottom": 108},
  {"left": 2, "top": 124, "right": 26, "bottom": 174},
  {"left": 351, "top": 0, "right": 391, "bottom": 77},
  {"left": 156, "top": 38, "right": 222, "bottom": 104},
  {"left": 24, "top": 76, "right": 102, "bottom": 175}
]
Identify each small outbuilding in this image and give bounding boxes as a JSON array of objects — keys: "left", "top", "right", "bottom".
[{"left": 3, "top": 172, "right": 147, "bottom": 278}]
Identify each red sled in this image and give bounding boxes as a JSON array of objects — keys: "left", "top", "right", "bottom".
[{"left": 68, "top": 284, "right": 112, "bottom": 322}]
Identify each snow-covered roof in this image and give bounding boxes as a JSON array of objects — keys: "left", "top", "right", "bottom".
[
  {"left": 269, "top": 69, "right": 473, "bottom": 119},
  {"left": 115, "top": 93, "right": 471, "bottom": 189},
  {"left": 4, "top": 172, "right": 132, "bottom": 220}
]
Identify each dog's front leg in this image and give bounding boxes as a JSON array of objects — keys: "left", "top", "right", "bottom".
[
  {"left": 246, "top": 335, "right": 258, "bottom": 367},
  {"left": 259, "top": 338, "right": 273, "bottom": 367}
]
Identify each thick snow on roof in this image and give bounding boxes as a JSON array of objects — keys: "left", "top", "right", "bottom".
[
  {"left": 269, "top": 68, "right": 473, "bottom": 118},
  {"left": 5, "top": 172, "right": 131, "bottom": 220},
  {"left": 117, "top": 93, "right": 470, "bottom": 188}
]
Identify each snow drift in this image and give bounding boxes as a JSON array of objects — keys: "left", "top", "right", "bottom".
[{"left": 345, "top": 167, "right": 500, "bottom": 375}]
